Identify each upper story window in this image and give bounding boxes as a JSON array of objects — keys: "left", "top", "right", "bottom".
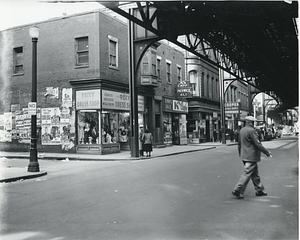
[
  {"left": 151, "top": 50, "right": 156, "bottom": 75},
  {"left": 142, "top": 51, "right": 149, "bottom": 75},
  {"left": 177, "top": 65, "right": 182, "bottom": 82},
  {"left": 166, "top": 60, "right": 172, "bottom": 84},
  {"left": 13, "top": 47, "right": 23, "bottom": 74},
  {"left": 157, "top": 57, "right": 161, "bottom": 80},
  {"left": 142, "top": 49, "right": 157, "bottom": 76},
  {"left": 108, "top": 35, "right": 118, "bottom": 68},
  {"left": 76, "top": 37, "right": 89, "bottom": 66}
]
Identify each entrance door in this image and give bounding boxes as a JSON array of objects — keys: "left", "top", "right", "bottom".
[{"left": 172, "top": 114, "right": 180, "bottom": 145}]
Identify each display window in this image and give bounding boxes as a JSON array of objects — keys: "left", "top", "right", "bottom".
[
  {"left": 179, "top": 114, "right": 187, "bottom": 138},
  {"left": 101, "top": 111, "right": 130, "bottom": 144},
  {"left": 163, "top": 113, "right": 172, "bottom": 145},
  {"left": 77, "top": 110, "right": 99, "bottom": 144}
]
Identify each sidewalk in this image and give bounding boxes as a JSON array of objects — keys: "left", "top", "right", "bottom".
[{"left": 0, "top": 141, "right": 237, "bottom": 183}]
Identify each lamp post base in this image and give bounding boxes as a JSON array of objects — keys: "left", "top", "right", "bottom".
[
  {"left": 28, "top": 148, "right": 39, "bottom": 172},
  {"left": 28, "top": 162, "right": 40, "bottom": 172}
]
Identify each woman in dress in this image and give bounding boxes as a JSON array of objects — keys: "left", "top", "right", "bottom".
[{"left": 142, "top": 128, "right": 153, "bottom": 157}]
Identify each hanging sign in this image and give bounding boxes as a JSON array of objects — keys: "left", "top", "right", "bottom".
[{"left": 176, "top": 81, "right": 192, "bottom": 98}]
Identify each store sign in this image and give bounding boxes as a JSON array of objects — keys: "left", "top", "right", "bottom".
[
  {"left": 76, "top": 89, "right": 101, "bottom": 110},
  {"left": 102, "top": 90, "right": 144, "bottom": 111},
  {"left": 163, "top": 98, "right": 188, "bottom": 113},
  {"left": 225, "top": 102, "right": 240, "bottom": 114},
  {"left": 176, "top": 81, "right": 192, "bottom": 98},
  {"left": 173, "top": 100, "right": 188, "bottom": 113}
]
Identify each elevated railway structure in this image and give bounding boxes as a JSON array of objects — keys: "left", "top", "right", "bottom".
[{"left": 100, "top": 1, "right": 298, "bottom": 110}]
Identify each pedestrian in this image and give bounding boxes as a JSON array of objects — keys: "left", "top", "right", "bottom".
[
  {"left": 139, "top": 125, "right": 144, "bottom": 157},
  {"left": 213, "top": 129, "right": 217, "bottom": 142},
  {"left": 142, "top": 128, "right": 153, "bottom": 157},
  {"left": 232, "top": 116, "right": 272, "bottom": 199}
]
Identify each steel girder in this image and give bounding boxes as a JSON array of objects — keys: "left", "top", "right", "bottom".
[{"left": 101, "top": 1, "right": 298, "bottom": 110}]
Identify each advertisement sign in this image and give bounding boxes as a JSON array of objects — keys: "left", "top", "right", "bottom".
[
  {"left": 225, "top": 102, "right": 240, "bottom": 114},
  {"left": 176, "top": 81, "right": 192, "bottom": 98},
  {"left": 41, "top": 107, "right": 61, "bottom": 145},
  {"left": 173, "top": 100, "right": 188, "bottom": 113},
  {"left": 44, "top": 87, "right": 59, "bottom": 99},
  {"left": 163, "top": 98, "right": 188, "bottom": 113},
  {"left": 102, "top": 90, "right": 144, "bottom": 111},
  {"left": 62, "top": 88, "right": 72, "bottom": 108},
  {"left": 76, "top": 89, "right": 101, "bottom": 110}
]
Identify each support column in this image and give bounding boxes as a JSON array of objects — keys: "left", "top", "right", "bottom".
[
  {"left": 128, "top": 10, "right": 139, "bottom": 157},
  {"left": 219, "top": 68, "right": 226, "bottom": 144}
]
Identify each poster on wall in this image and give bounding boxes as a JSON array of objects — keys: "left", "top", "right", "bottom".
[
  {"left": 0, "top": 114, "right": 11, "bottom": 142},
  {"left": 60, "top": 107, "right": 75, "bottom": 151},
  {"left": 62, "top": 88, "right": 72, "bottom": 108},
  {"left": 16, "top": 108, "right": 31, "bottom": 144},
  {"left": 41, "top": 107, "right": 61, "bottom": 145}
]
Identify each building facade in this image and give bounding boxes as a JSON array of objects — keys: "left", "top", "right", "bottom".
[
  {"left": 185, "top": 53, "right": 221, "bottom": 143},
  {"left": 0, "top": 10, "right": 187, "bottom": 154}
]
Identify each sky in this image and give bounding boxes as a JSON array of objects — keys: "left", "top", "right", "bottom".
[{"left": 0, "top": 0, "right": 105, "bottom": 31}]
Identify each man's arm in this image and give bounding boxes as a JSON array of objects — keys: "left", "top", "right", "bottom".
[{"left": 250, "top": 129, "right": 271, "bottom": 156}]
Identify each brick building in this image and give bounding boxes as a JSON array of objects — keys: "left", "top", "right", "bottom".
[{"left": 0, "top": 9, "right": 187, "bottom": 154}]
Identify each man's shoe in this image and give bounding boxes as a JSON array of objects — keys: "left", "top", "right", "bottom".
[
  {"left": 256, "top": 191, "right": 267, "bottom": 196},
  {"left": 232, "top": 190, "right": 244, "bottom": 199}
]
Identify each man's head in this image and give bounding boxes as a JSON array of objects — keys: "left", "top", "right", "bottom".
[{"left": 245, "top": 116, "right": 257, "bottom": 124}]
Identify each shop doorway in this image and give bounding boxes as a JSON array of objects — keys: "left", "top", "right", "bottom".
[{"left": 172, "top": 114, "right": 180, "bottom": 145}]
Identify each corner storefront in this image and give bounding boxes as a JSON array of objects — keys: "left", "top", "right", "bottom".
[{"left": 75, "top": 89, "right": 144, "bottom": 154}]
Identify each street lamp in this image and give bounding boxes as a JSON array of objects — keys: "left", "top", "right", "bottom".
[{"left": 28, "top": 26, "right": 40, "bottom": 172}]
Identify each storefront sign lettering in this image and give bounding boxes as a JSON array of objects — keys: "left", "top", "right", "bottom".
[
  {"left": 102, "top": 90, "right": 144, "bottom": 111},
  {"left": 173, "top": 100, "right": 188, "bottom": 113},
  {"left": 76, "top": 89, "right": 101, "bottom": 110}
]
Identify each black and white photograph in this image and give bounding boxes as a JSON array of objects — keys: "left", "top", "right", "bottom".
[{"left": 0, "top": 1, "right": 298, "bottom": 239}]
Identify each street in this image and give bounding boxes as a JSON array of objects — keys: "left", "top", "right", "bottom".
[{"left": 0, "top": 136, "right": 298, "bottom": 240}]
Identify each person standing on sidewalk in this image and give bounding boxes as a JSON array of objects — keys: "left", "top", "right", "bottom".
[
  {"left": 139, "top": 125, "right": 145, "bottom": 157},
  {"left": 232, "top": 116, "right": 272, "bottom": 199},
  {"left": 142, "top": 128, "right": 153, "bottom": 157}
]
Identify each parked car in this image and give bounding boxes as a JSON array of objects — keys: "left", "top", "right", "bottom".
[
  {"left": 275, "top": 126, "right": 283, "bottom": 138},
  {"left": 265, "top": 128, "right": 274, "bottom": 141}
]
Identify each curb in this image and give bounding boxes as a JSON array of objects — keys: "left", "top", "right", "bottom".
[
  {"left": 0, "top": 146, "right": 217, "bottom": 161},
  {"left": 0, "top": 171, "right": 48, "bottom": 183}
]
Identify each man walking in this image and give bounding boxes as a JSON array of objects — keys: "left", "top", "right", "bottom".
[{"left": 232, "top": 116, "right": 272, "bottom": 199}]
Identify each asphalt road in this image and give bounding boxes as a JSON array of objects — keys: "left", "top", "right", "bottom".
[{"left": 0, "top": 136, "right": 298, "bottom": 240}]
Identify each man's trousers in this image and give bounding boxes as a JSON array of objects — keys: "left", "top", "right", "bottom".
[{"left": 234, "top": 161, "right": 264, "bottom": 194}]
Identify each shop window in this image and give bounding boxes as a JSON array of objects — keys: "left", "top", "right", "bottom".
[
  {"left": 108, "top": 35, "right": 118, "bottom": 68},
  {"left": 101, "top": 111, "right": 130, "bottom": 144},
  {"left": 13, "top": 47, "right": 23, "bottom": 74},
  {"left": 163, "top": 113, "right": 172, "bottom": 145},
  {"left": 76, "top": 37, "right": 89, "bottom": 66},
  {"left": 77, "top": 111, "right": 99, "bottom": 144}
]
